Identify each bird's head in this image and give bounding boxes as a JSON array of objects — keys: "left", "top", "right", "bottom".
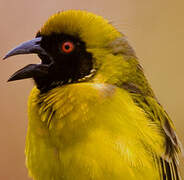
[{"left": 4, "top": 10, "right": 138, "bottom": 93}]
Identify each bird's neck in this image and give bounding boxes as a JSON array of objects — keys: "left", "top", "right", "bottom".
[{"left": 92, "top": 54, "right": 154, "bottom": 97}]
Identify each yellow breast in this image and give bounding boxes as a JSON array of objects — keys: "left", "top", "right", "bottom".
[{"left": 26, "top": 83, "right": 165, "bottom": 180}]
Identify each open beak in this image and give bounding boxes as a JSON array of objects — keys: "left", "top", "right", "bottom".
[{"left": 3, "top": 37, "right": 51, "bottom": 82}]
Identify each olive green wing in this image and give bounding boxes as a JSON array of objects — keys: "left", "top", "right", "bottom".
[
  {"left": 109, "top": 36, "right": 182, "bottom": 180},
  {"left": 129, "top": 92, "right": 181, "bottom": 180}
]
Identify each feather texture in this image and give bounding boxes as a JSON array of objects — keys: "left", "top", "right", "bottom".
[{"left": 26, "top": 84, "right": 169, "bottom": 180}]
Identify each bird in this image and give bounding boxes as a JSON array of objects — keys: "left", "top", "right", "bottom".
[{"left": 3, "top": 10, "right": 182, "bottom": 180}]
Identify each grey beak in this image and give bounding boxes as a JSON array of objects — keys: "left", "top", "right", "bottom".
[
  {"left": 3, "top": 37, "right": 47, "bottom": 60},
  {"left": 3, "top": 37, "right": 52, "bottom": 82}
]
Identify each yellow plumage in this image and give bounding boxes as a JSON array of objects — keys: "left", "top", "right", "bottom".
[
  {"left": 40, "top": 10, "right": 121, "bottom": 47},
  {"left": 26, "top": 83, "right": 164, "bottom": 180},
  {"left": 4, "top": 10, "right": 181, "bottom": 180}
]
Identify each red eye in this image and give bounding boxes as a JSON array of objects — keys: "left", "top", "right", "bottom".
[{"left": 61, "top": 41, "right": 74, "bottom": 53}]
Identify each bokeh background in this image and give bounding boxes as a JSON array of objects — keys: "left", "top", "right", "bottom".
[{"left": 0, "top": 0, "right": 183, "bottom": 179}]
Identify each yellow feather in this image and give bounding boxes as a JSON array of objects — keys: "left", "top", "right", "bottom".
[
  {"left": 26, "top": 83, "right": 165, "bottom": 180},
  {"left": 40, "top": 10, "right": 121, "bottom": 48}
]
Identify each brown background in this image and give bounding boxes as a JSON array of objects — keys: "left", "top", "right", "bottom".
[{"left": 0, "top": 0, "right": 183, "bottom": 179}]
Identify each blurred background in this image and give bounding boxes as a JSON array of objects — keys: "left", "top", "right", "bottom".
[{"left": 0, "top": 0, "right": 183, "bottom": 179}]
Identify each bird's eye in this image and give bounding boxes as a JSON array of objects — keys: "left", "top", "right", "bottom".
[{"left": 61, "top": 41, "right": 75, "bottom": 54}]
